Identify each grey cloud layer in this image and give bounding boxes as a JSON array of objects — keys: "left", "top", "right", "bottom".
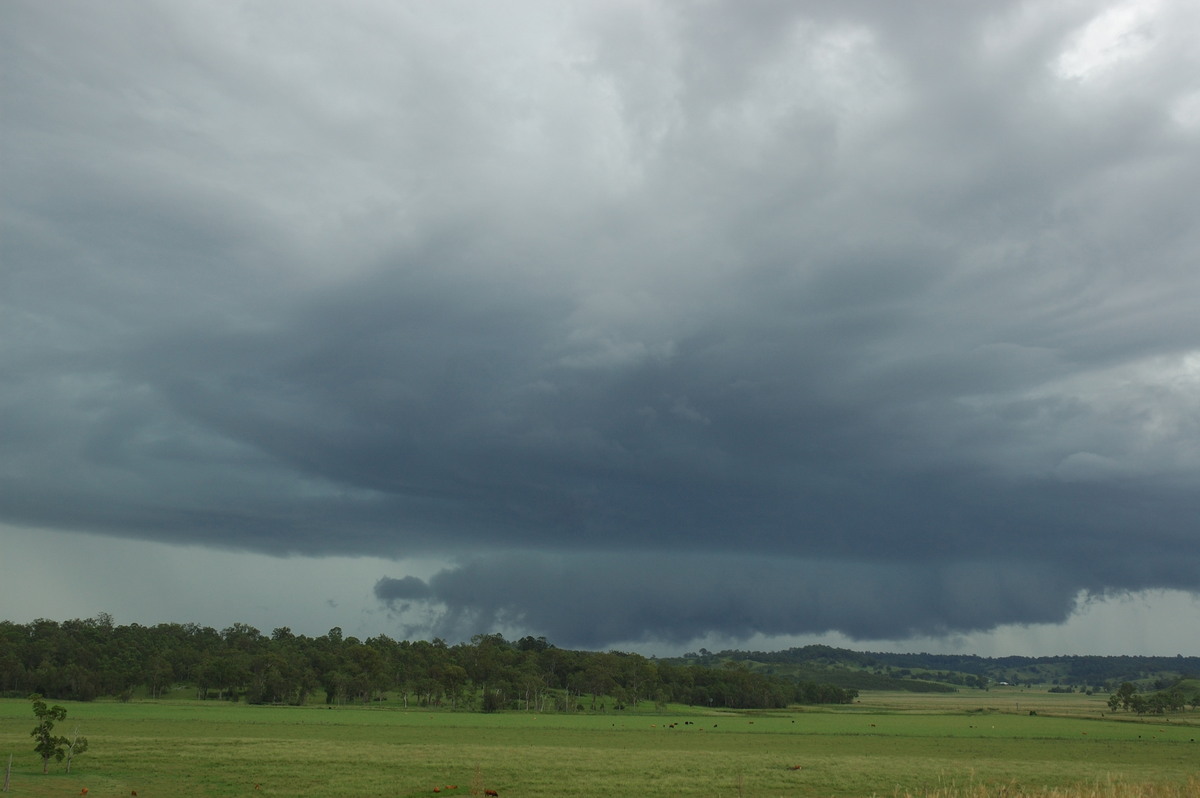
[{"left": 4, "top": 0, "right": 1200, "bottom": 645}]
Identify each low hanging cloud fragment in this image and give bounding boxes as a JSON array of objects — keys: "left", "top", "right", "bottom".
[
  {"left": 374, "top": 575, "right": 434, "bottom": 601},
  {"left": 375, "top": 551, "right": 1170, "bottom": 649}
]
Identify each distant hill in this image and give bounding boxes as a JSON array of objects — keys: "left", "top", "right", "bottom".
[{"left": 661, "top": 645, "right": 1200, "bottom": 693}]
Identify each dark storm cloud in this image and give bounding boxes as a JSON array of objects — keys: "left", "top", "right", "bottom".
[
  {"left": 3, "top": 0, "right": 1200, "bottom": 646},
  {"left": 374, "top": 576, "right": 432, "bottom": 601},
  {"left": 381, "top": 553, "right": 1097, "bottom": 648}
]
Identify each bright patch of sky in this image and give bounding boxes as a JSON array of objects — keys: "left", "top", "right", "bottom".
[{"left": 1054, "top": 0, "right": 1162, "bottom": 81}]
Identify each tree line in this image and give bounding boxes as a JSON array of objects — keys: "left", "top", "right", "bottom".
[
  {"left": 0, "top": 616, "right": 857, "bottom": 711},
  {"left": 1106, "top": 681, "right": 1200, "bottom": 715}
]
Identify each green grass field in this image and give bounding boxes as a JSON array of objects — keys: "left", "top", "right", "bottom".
[{"left": 1, "top": 692, "right": 1196, "bottom": 798}]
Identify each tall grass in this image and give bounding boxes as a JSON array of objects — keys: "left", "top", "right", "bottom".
[{"left": 894, "top": 776, "right": 1200, "bottom": 798}]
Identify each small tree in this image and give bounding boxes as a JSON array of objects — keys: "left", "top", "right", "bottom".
[
  {"left": 64, "top": 726, "right": 88, "bottom": 774},
  {"left": 1110, "top": 681, "right": 1137, "bottom": 711},
  {"left": 29, "top": 694, "right": 68, "bottom": 774},
  {"left": 28, "top": 696, "right": 88, "bottom": 774}
]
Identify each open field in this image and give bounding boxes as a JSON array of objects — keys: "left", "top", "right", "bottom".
[
  {"left": 1, "top": 694, "right": 1196, "bottom": 798},
  {"left": 853, "top": 685, "right": 1115, "bottom": 715}
]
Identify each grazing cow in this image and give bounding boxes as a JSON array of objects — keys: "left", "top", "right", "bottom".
[{"left": 484, "top": 790, "right": 499, "bottom": 797}]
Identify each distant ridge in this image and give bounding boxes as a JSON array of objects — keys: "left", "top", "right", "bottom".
[{"left": 663, "top": 645, "right": 1200, "bottom": 693}]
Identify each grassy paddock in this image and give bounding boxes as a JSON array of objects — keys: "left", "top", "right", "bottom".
[{"left": 0, "top": 695, "right": 1195, "bottom": 797}]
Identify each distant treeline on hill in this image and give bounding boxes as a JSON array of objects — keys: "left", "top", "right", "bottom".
[
  {"left": 669, "top": 644, "right": 1200, "bottom": 693},
  {"left": 0, "top": 617, "right": 857, "bottom": 710}
]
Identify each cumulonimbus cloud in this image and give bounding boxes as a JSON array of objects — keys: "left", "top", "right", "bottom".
[{"left": 3, "top": 0, "right": 1200, "bottom": 649}]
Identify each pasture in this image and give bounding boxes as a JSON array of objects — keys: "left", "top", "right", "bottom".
[{"left": 0, "top": 692, "right": 1196, "bottom": 797}]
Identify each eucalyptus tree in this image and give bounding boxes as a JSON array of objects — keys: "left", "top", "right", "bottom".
[{"left": 29, "top": 694, "right": 69, "bottom": 774}]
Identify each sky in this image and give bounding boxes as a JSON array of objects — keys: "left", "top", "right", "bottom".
[{"left": 3, "top": 0, "right": 1199, "bottom": 657}]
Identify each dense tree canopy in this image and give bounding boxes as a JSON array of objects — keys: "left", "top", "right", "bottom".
[{"left": 0, "top": 617, "right": 856, "bottom": 711}]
